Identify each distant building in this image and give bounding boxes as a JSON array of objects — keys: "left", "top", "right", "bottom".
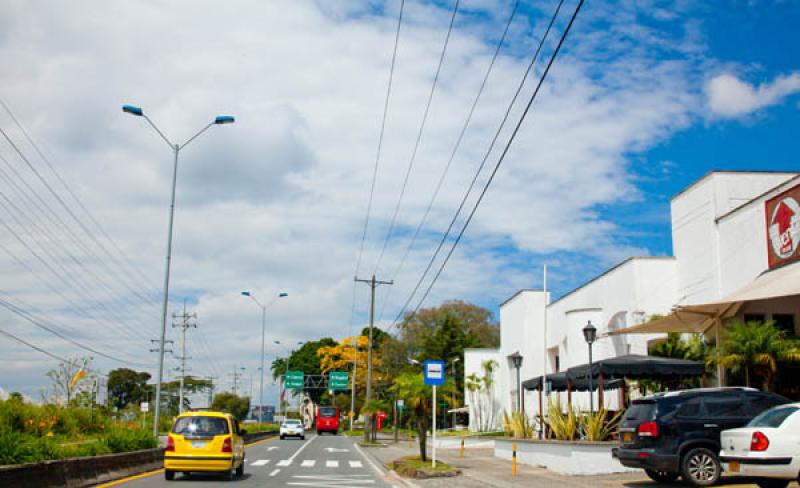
[
  {"left": 465, "top": 170, "right": 800, "bottom": 430},
  {"left": 250, "top": 405, "right": 275, "bottom": 422}
]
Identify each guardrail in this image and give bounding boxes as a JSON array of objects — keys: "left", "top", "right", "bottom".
[{"left": 0, "top": 431, "right": 277, "bottom": 487}]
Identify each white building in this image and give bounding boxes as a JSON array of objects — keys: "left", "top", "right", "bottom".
[{"left": 465, "top": 170, "right": 800, "bottom": 430}]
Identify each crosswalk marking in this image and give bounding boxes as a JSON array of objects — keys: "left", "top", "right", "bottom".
[
  {"left": 301, "top": 460, "right": 316, "bottom": 467},
  {"left": 250, "top": 459, "right": 367, "bottom": 470},
  {"left": 349, "top": 460, "right": 363, "bottom": 468},
  {"left": 288, "top": 475, "right": 374, "bottom": 487},
  {"left": 277, "top": 460, "right": 292, "bottom": 466},
  {"left": 269, "top": 469, "right": 280, "bottom": 477},
  {"left": 326, "top": 460, "right": 339, "bottom": 468},
  {"left": 251, "top": 459, "right": 270, "bottom": 466}
]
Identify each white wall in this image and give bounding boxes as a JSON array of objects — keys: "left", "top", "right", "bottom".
[{"left": 672, "top": 172, "right": 797, "bottom": 305}]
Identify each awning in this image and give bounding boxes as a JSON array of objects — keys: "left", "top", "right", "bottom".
[
  {"left": 609, "top": 261, "right": 800, "bottom": 336},
  {"left": 566, "top": 354, "right": 706, "bottom": 381},
  {"left": 522, "top": 371, "right": 624, "bottom": 392}
]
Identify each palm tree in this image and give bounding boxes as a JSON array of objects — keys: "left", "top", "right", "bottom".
[
  {"left": 390, "top": 372, "right": 453, "bottom": 462},
  {"left": 717, "top": 320, "right": 800, "bottom": 390}
]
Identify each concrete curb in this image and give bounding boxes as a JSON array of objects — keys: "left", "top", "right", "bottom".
[{"left": 354, "top": 441, "right": 420, "bottom": 488}]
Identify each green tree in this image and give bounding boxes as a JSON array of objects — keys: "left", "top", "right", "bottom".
[
  {"left": 399, "top": 301, "right": 499, "bottom": 354},
  {"left": 108, "top": 368, "right": 151, "bottom": 410},
  {"left": 716, "top": 320, "right": 800, "bottom": 390},
  {"left": 390, "top": 372, "right": 454, "bottom": 462},
  {"left": 211, "top": 392, "right": 250, "bottom": 420}
]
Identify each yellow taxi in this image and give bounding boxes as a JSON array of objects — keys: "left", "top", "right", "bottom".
[{"left": 164, "top": 411, "right": 246, "bottom": 481}]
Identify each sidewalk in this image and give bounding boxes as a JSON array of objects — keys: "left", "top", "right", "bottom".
[{"left": 361, "top": 435, "right": 653, "bottom": 488}]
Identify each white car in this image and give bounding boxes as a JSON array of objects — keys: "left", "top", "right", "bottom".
[
  {"left": 280, "top": 419, "right": 305, "bottom": 440},
  {"left": 720, "top": 402, "right": 800, "bottom": 488}
]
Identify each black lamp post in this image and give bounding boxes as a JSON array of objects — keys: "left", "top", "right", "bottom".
[
  {"left": 510, "top": 352, "right": 523, "bottom": 412},
  {"left": 582, "top": 321, "right": 597, "bottom": 413}
]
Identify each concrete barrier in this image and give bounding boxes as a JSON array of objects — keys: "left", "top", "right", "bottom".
[
  {"left": 494, "top": 437, "right": 638, "bottom": 475},
  {"left": 0, "top": 432, "right": 277, "bottom": 487},
  {"left": 0, "top": 448, "right": 164, "bottom": 487}
]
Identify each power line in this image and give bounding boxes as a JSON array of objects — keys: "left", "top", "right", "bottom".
[
  {"left": 0, "top": 97, "right": 159, "bottom": 299},
  {"left": 377, "top": 0, "right": 521, "bottom": 322},
  {"left": 348, "top": 0, "right": 405, "bottom": 340},
  {"left": 353, "top": 0, "right": 406, "bottom": 279},
  {"left": 0, "top": 125, "right": 160, "bottom": 314},
  {"left": 0, "top": 294, "right": 148, "bottom": 366},
  {"left": 372, "top": 0, "right": 461, "bottom": 275},
  {"left": 389, "top": 0, "right": 581, "bottom": 332},
  {"left": 0, "top": 150, "right": 159, "bottom": 322}
]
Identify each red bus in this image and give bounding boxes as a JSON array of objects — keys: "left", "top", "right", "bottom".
[{"left": 316, "top": 406, "right": 339, "bottom": 435}]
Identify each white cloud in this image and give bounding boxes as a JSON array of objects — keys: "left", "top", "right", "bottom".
[
  {"left": 0, "top": 0, "right": 708, "bottom": 400},
  {"left": 706, "top": 72, "right": 800, "bottom": 118}
]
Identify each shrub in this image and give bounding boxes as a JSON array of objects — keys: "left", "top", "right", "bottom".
[
  {"left": 546, "top": 397, "right": 579, "bottom": 441},
  {"left": 579, "top": 407, "right": 623, "bottom": 441},
  {"left": 501, "top": 410, "right": 534, "bottom": 439},
  {"left": 103, "top": 426, "right": 156, "bottom": 453}
]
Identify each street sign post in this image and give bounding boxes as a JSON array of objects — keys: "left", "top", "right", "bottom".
[
  {"left": 329, "top": 371, "right": 349, "bottom": 390},
  {"left": 424, "top": 360, "right": 445, "bottom": 468},
  {"left": 285, "top": 371, "right": 304, "bottom": 390}
]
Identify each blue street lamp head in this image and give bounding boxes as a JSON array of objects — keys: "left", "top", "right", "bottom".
[
  {"left": 241, "top": 291, "right": 251, "bottom": 297},
  {"left": 279, "top": 292, "right": 288, "bottom": 297},
  {"left": 122, "top": 105, "right": 143, "bottom": 116},
  {"left": 214, "top": 115, "right": 235, "bottom": 125}
]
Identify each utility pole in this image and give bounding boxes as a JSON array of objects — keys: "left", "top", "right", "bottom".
[
  {"left": 355, "top": 274, "right": 392, "bottom": 442},
  {"left": 231, "top": 366, "right": 245, "bottom": 395},
  {"left": 149, "top": 339, "right": 173, "bottom": 425},
  {"left": 172, "top": 301, "right": 197, "bottom": 414},
  {"left": 205, "top": 376, "right": 217, "bottom": 408}
]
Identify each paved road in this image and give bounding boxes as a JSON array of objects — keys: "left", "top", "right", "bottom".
[{"left": 114, "top": 433, "right": 398, "bottom": 488}]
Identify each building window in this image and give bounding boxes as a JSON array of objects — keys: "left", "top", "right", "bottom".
[
  {"left": 772, "top": 314, "right": 796, "bottom": 337},
  {"left": 744, "top": 313, "right": 766, "bottom": 324}
]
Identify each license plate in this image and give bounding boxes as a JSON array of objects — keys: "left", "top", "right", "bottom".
[
  {"left": 728, "top": 461, "right": 739, "bottom": 473},
  {"left": 623, "top": 432, "right": 632, "bottom": 442},
  {"left": 191, "top": 441, "right": 206, "bottom": 449}
]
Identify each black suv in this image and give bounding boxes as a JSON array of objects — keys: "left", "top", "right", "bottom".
[{"left": 613, "top": 387, "right": 789, "bottom": 486}]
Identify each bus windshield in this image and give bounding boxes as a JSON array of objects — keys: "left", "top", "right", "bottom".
[{"left": 319, "top": 407, "right": 337, "bottom": 418}]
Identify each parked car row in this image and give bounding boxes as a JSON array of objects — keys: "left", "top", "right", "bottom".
[{"left": 612, "top": 387, "right": 799, "bottom": 488}]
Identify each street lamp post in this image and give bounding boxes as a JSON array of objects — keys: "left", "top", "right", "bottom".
[
  {"left": 241, "top": 291, "right": 288, "bottom": 423},
  {"left": 583, "top": 321, "right": 597, "bottom": 413},
  {"left": 451, "top": 357, "right": 460, "bottom": 428},
  {"left": 274, "top": 340, "right": 303, "bottom": 421},
  {"left": 123, "top": 105, "right": 234, "bottom": 437},
  {"left": 509, "top": 352, "right": 523, "bottom": 413}
]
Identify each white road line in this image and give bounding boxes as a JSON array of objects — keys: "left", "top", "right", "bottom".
[
  {"left": 326, "top": 460, "right": 339, "bottom": 468},
  {"left": 277, "top": 460, "right": 292, "bottom": 466},
  {"left": 354, "top": 441, "right": 386, "bottom": 478},
  {"left": 301, "top": 459, "right": 316, "bottom": 467},
  {"left": 267, "top": 446, "right": 279, "bottom": 451},
  {"left": 269, "top": 469, "right": 280, "bottom": 477},
  {"left": 288, "top": 475, "right": 375, "bottom": 486},
  {"left": 276, "top": 434, "right": 317, "bottom": 468},
  {"left": 349, "top": 460, "right": 363, "bottom": 468},
  {"left": 251, "top": 459, "right": 270, "bottom": 466}
]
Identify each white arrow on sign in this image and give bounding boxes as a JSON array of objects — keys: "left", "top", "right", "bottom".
[{"left": 323, "top": 447, "right": 349, "bottom": 453}]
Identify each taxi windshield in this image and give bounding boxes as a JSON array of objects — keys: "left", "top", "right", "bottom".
[{"left": 172, "top": 416, "right": 229, "bottom": 436}]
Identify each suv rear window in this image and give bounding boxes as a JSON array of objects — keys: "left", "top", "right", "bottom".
[
  {"left": 172, "top": 416, "right": 229, "bottom": 436},
  {"left": 624, "top": 402, "right": 656, "bottom": 421},
  {"left": 747, "top": 406, "right": 798, "bottom": 428}
]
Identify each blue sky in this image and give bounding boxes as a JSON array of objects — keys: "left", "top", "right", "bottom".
[{"left": 0, "top": 0, "right": 798, "bottom": 400}]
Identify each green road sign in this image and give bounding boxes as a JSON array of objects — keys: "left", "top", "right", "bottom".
[
  {"left": 285, "top": 371, "right": 304, "bottom": 390},
  {"left": 329, "top": 371, "right": 349, "bottom": 390}
]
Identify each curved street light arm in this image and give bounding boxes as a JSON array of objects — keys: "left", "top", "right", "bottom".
[
  {"left": 142, "top": 115, "right": 174, "bottom": 149},
  {"left": 179, "top": 122, "right": 215, "bottom": 150}
]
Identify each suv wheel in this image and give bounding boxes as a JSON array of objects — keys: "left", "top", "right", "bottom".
[
  {"left": 644, "top": 469, "right": 679, "bottom": 484},
  {"left": 681, "top": 447, "right": 720, "bottom": 486}
]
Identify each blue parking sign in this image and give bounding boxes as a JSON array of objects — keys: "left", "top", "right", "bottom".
[{"left": 424, "top": 360, "right": 445, "bottom": 386}]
